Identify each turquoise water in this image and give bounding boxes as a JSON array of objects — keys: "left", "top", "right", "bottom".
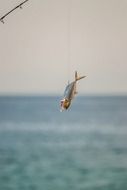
[{"left": 0, "top": 96, "right": 127, "bottom": 190}]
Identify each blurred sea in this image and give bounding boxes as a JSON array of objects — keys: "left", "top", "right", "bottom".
[{"left": 0, "top": 95, "right": 127, "bottom": 190}]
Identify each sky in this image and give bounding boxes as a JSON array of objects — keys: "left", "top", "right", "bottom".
[{"left": 0, "top": 0, "right": 127, "bottom": 95}]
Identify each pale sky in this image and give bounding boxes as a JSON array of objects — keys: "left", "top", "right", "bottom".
[{"left": 0, "top": 0, "right": 127, "bottom": 95}]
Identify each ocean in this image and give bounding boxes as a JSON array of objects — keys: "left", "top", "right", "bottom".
[{"left": 0, "top": 96, "right": 127, "bottom": 190}]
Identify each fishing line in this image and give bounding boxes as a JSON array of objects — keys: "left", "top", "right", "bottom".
[{"left": 67, "top": 0, "right": 72, "bottom": 82}]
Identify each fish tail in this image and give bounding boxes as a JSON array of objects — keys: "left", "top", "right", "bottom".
[{"left": 75, "top": 71, "right": 86, "bottom": 81}]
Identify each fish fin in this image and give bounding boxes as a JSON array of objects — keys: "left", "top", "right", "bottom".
[{"left": 75, "top": 71, "right": 86, "bottom": 81}]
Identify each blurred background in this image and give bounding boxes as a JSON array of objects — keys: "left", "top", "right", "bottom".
[
  {"left": 0, "top": 96, "right": 127, "bottom": 190},
  {"left": 0, "top": 0, "right": 127, "bottom": 95},
  {"left": 0, "top": 0, "right": 127, "bottom": 189}
]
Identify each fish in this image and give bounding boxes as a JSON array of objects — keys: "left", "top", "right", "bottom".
[{"left": 60, "top": 71, "right": 86, "bottom": 111}]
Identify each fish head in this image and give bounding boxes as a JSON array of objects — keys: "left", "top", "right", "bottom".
[{"left": 60, "top": 98, "right": 71, "bottom": 111}]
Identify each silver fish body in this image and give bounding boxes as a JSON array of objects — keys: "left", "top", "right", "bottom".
[{"left": 60, "top": 71, "right": 86, "bottom": 111}]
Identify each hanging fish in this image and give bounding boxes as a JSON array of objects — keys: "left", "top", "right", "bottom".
[{"left": 60, "top": 71, "right": 86, "bottom": 111}]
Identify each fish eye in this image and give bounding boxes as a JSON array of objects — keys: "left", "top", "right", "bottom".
[{"left": 60, "top": 100, "right": 64, "bottom": 106}]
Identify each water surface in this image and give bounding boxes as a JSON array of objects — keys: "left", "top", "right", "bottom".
[{"left": 0, "top": 96, "right": 127, "bottom": 190}]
